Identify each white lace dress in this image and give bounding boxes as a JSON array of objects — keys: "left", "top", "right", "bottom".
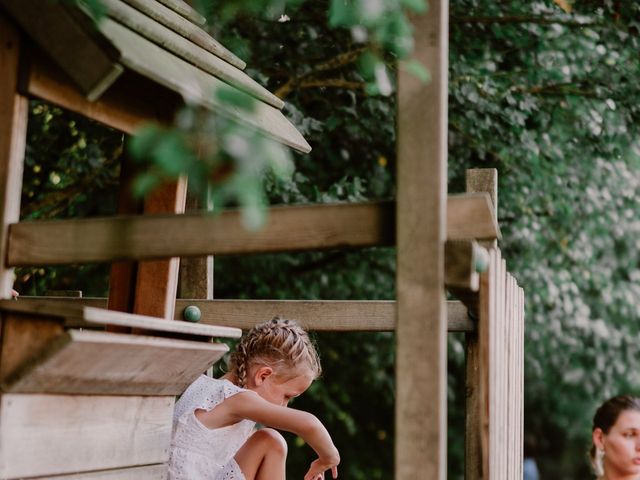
[{"left": 168, "top": 376, "right": 256, "bottom": 480}]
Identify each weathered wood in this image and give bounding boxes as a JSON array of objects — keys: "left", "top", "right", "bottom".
[
  {"left": 134, "top": 179, "right": 188, "bottom": 320},
  {"left": 2, "top": 0, "right": 123, "bottom": 100},
  {"left": 179, "top": 187, "right": 214, "bottom": 300},
  {"left": 464, "top": 331, "right": 482, "bottom": 480},
  {"left": 23, "top": 464, "right": 167, "bottom": 479},
  {"left": 175, "top": 299, "right": 475, "bottom": 332},
  {"left": 0, "top": 312, "right": 64, "bottom": 383},
  {"left": 0, "top": 15, "right": 28, "bottom": 298},
  {"left": 154, "top": 0, "right": 206, "bottom": 26},
  {"left": 0, "top": 394, "right": 173, "bottom": 478},
  {"left": 466, "top": 169, "right": 498, "bottom": 250},
  {"left": 478, "top": 252, "right": 492, "bottom": 480},
  {"left": 24, "top": 49, "right": 179, "bottom": 134},
  {"left": 97, "top": 18, "right": 311, "bottom": 153},
  {"left": 107, "top": 149, "right": 142, "bottom": 334},
  {"left": 445, "top": 240, "right": 485, "bottom": 291},
  {"left": 2, "top": 329, "right": 228, "bottom": 395},
  {"left": 8, "top": 197, "right": 499, "bottom": 266},
  {"left": 103, "top": 0, "right": 282, "bottom": 109},
  {"left": 13, "top": 297, "right": 476, "bottom": 333},
  {"left": 448, "top": 193, "right": 501, "bottom": 240},
  {"left": 0, "top": 300, "right": 241, "bottom": 338},
  {"left": 121, "top": 0, "right": 245, "bottom": 69},
  {"left": 395, "top": 0, "right": 449, "bottom": 478}
]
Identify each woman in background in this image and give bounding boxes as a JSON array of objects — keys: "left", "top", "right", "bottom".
[{"left": 590, "top": 395, "right": 640, "bottom": 480}]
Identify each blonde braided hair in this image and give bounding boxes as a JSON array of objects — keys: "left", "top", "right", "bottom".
[{"left": 229, "top": 316, "right": 321, "bottom": 388}]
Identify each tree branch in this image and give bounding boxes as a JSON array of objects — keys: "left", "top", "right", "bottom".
[{"left": 275, "top": 47, "right": 367, "bottom": 99}]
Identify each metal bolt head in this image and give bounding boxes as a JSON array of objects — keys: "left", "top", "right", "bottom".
[{"left": 183, "top": 305, "right": 202, "bottom": 323}]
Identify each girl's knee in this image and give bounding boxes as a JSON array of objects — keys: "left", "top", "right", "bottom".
[{"left": 252, "top": 428, "right": 288, "bottom": 455}]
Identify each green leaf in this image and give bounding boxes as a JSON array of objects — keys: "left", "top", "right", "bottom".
[
  {"left": 401, "top": 59, "right": 431, "bottom": 84},
  {"left": 400, "top": 0, "right": 427, "bottom": 14}
]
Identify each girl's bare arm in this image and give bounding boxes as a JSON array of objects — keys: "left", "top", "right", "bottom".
[{"left": 220, "top": 391, "right": 340, "bottom": 477}]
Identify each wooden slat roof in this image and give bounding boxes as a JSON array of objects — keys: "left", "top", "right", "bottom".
[{"left": 0, "top": 0, "right": 310, "bottom": 153}]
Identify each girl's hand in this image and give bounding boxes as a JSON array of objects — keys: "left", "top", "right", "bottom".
[{"left": 304, "top": 457, "right": 339, "bottom": 480}]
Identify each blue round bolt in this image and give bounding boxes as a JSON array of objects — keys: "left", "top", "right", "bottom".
[{"left": 183, "top": 305, "right": 202, "bottom": 323}]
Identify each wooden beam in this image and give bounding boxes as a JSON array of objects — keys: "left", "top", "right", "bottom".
[
  {"left": 2, "top": 329, "right": 229, "bottom": 395},
  {"left": 7, "top": 197, "right": 499, "bottom": 266},
  {"left": 2, "top": 0, "right": 123, "bottom": 100},
  {"left": 0, "top": 300, "right": 241, "bottom": 338},
  {"left": 0, "top": 394, "right": 173, "bottom": 478},
  {"left": 22, "top": 48, "right": 178, "bottom": 134},
  {"left": 0, "top": 14, "right": 28, "bottom": 297},
  {"left": 133, "top": 179, "right": 188, "bottom": 320},
  {"left": 466, "top": 168, "right": 498, "bottom": 250},
  {"left": 13, "top": 297, "right": 476, "bottom": 333},
  {"left": 395, "top": 1, "right": 449, "bottom": 478}
]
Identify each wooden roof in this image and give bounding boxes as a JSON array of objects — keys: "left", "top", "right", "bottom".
[{"left": 1, "top": 0, "right": 311, "bottom": 153}]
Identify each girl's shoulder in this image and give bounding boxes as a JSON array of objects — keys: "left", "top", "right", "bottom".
[{"left": 174, "top": 376, "right": 248, "bottom": 421}]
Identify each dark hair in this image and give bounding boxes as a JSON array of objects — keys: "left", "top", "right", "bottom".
[
  {"left": 229, "top": 317, "right": 321, "bottom": 388},
  {"left": 589, "top": 395, "right": 640, "bottom": 473}
]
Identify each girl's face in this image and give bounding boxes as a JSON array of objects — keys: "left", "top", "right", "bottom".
[
  {"left": 249, "top": 366, "right": 314, "bottom": 407},
  {"left": 594, "top": 409, "right": 640, "bottom": 478}
]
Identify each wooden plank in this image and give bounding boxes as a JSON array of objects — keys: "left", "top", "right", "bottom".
[
  {"left": 445, "top": 240, "right": 483, "bottom": 291},
  {"left": 0, "top": 394, "right": 173, "bottom": 478},
  {"left": 2, "top": 0, "right": 123, "bottom": 100},
  {"left": 465, "top": 330, "right": 482, "bottom": 480},
  {"left": 448, "top": 193, "right": 501, "bottom": 240},
  {"left": 2, "top": 329, "right": 228, "bottom": 395},
  {"left": 24, "top": 48, "right": 178, "bottom": 134},
  {"left": 97, "top": 18, "right": 311, "bottom": 153},
  {"left": 0, "top": 312, "right": 64, "bottom": 383},
  {"left": 518, "top": 286, "right": 525, "bottom": 480},
  {"left": 134, "top": 179, "right": 188, "bottom": 320},
  {"left": 8, "top": 197, "right": 500, "bottom": 266},
  {"left": 102, "top": 0, "right": 283, "bottom": 109},
  {"left": 395, "top": 0, "right": 449, "bottom": 477},
  {"left": 23, "top": 464, "right": 167, "bottom": 479},
  {"left": 0, "top": 14, "right": 28, "bottom": 298},
  {"left": 174, "top": 299, "right": 475, "bottom": 333},
  {"left": 154, "top": 0, "right": 207, "bottom": 26},
  {"left": 0, "top": 300, "right": 241, "bottom": 338},
  {"left": 121, "top": 0, "right": 245, "bottom": 69},
  {"left": 478, "top": 251, "right": 493, "bottom": 479},
  {"left": 12, "top": 297, "right": 476, "bottom": 333}
]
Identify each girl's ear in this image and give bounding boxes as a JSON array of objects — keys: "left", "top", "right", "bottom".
[
  {"left": 593, "top": 428, "right": 605, "bottom": 450},
  {"left": 253, "top": 366, "right": 274, "bottom": 386}
]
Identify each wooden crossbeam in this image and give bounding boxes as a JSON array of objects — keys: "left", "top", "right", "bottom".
[
  {"left": 8, "top": 197, "right": 499, "bottom": 266},
  {"left": 14, "top": 297, "right": 477, "bottom": 333},
  {"left": 0, "top": 300, "right": 241, "bottom": 338}
]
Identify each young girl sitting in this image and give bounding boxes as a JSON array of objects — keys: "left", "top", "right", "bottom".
[{"left": 168, "top": 317, "right": 340, "bottom": 480}]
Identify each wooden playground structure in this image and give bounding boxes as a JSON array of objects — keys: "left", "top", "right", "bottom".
[{"left": 0, "top": 0, "right": 524, "bottom": 478}]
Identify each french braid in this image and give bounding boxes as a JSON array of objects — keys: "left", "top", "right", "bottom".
[{"left": 229, "top": 317, "right": 321, "bottom": 388}]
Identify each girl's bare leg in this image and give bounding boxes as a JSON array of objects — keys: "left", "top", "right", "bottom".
[{"left": 234, "top": 428, "right": 287, "bottom": 480}]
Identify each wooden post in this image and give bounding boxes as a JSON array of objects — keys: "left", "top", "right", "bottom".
[
  {"left": 0, "top": 14, "right": 28, "bottom": 298},
  {"left": 178, "top": 186, "right": 213, "bottom": 301},
  {"left": 395, "top": 0, "right": 449, "bottom": 478},
  {"left": 466, "top": 169, "right": 498, "bottom": 250},
  {"left": 465, "top": 168, "right": 497, "bottom": 480},
  {"left": 133, "top": 178, "right": 188, "bottom": 319}
]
